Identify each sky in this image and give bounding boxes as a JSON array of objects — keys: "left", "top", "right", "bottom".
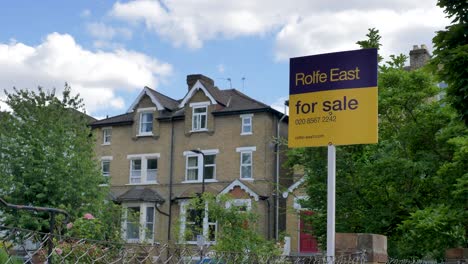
[{"left": 0, "top": 0, "right": 450, "bottom": 119}]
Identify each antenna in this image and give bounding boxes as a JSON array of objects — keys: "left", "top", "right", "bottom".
[
  {"left": 241, "top": 77, "right": 246, "bottom": 91},
  {"left": 219, "top": 78, "right": 233, "bottom": 89}
]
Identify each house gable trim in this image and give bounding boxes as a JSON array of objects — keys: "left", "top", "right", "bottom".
[
  {"left": 178, "top": 80, "right": 217, "bottom": 107},
  {"left": 219, "top": 179, "right": 259, "bottom": 201},
  {"left": 282, "top": 176, "right": 306, "bottom": 198},
  {"left": 127, "top": 87, "right": 165, "bottom": 113}
]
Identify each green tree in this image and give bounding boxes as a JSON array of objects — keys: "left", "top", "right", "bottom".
[
  {"left": 180, "top": 193, "right": 279, "bottom": 257},
  {"left": 288, "top": 30, "right": 468, "bottom": 259},
  {"left": 431, "top": 0, "right": 468, "bottom": 124},
  {"left": 0, "top": 85, "right": 107, "bottom": 232}
]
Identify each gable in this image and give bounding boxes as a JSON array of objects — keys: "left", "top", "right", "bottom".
[
  {"left": 179, "top": 80, "right": 217, "bottom": 107},
  {"left": 219, "top": 179, "right": 259, "bottom": 201},
  {"left": 127, "top": 87, "right": 164, "bottom": 112}
]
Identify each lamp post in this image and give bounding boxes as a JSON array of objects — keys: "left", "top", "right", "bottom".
[
  {"left": 190, "top": 149, "right": 206, "bottom": 262},
  {"left": 190, "top": 149, "right": 206, "bottom": 194}
]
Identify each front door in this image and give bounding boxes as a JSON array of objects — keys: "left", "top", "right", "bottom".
[{"left": 299, "top": 210, "right": 318, "bottom": 253}]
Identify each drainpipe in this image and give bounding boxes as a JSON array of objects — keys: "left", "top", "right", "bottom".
[
  {"left": 276, "top": 102, "right": 287, "bottom": 240},
  {"left": 167, "top": 117, "right": 175, "bottom": 242}
]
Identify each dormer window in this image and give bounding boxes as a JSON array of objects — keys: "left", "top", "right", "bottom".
[
  {"left": 137, "top": 107, "right": 156, "bottom": 136},
  {"left": 190, "top": 102, "right": 209, "bottom": 132}
]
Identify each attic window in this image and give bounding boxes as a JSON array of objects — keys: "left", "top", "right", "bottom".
[{"left": 190, "top": 102, "right": 209, "bottom": 132}]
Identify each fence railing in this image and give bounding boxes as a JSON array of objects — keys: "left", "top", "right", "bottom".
[{"left": 0, "top": 225, "right": 368, "bottom": 264}]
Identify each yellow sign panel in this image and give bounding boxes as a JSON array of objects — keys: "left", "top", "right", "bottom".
[
  {"left": 289, "top": 87, "right": 378, "bottom": 147},
  {"left": 288, "top": 49, "right": 378, "bottom": 147}
]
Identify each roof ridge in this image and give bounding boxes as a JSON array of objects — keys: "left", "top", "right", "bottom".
[
  {"left": 145, "top": 86, "right": 179, "bottom": 103},
  {"left": 229, "top": 89, "right": 270, "bottom": 108},
  {"left": 98, "top": 112, "right": 131, "bottom": 121}
]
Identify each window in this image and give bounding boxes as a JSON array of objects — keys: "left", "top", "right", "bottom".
[
  {"left": 183, "top": 150, "right": 218, "bottom": 182},
  {"left": 192, "top": 106, "right": 207, "bottom": 131},
  {"left": 100, "top": 156, "right": 112, "bottom": 185},
  {"left": 180, "top": 201, "right": 216, "bottom": 243},
  {"left": 123, "top": 203, "right": 155, "bottom": 243},
  {"left": 236, "top": 147, "right": 256, "bottom": 180},
  {"left": 240, "top": 114, "right": 253, "bottom": 135},
  {"left": 226, "top": 199, "right": 252, "bottom": 212},
  {"left": 139, "top": 112, "right": 153, "bottom": 135},
  {"left": 102, "top": 128, "right": 112, "bottom": 144},
  {"left": 127, "top": 154, "right": 160, "bottom": 184}
]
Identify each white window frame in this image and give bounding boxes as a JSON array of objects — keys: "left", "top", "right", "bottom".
[
  {"left": 240, "top": 114, "right": 253, "bottom": 135},
  {"left": 127, "top": 153, "right": 160, "bottom": 184},
  {"left": 236, "top": 147, "right": 256, "bottom": 180},
  {"left": 190, "top": 102, "right": 209, "bottom": 132},
  {"left": 100, "top": 156, "right": 113, "bottom": 186},
  {"left": 137, "top": 107, "right": 156, "bottom": 136},
  {"left": 102, "top": 127, "right": 112, "bottom": 145},
  {"left": 182, "top": 150, "right": 219, "bottom": 183},
  {"left": 122, "top": 203, "right": 156, "bottom": 243},
  {"left": 226, "top": 199, "right": 252, "bottom": 212},
  {"left": 179, "top": 200, "right": 217, "bottom": 244}
]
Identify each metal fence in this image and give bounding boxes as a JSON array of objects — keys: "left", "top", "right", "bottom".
[{"left": 0, "top": 225, "right": 368, "bottom": 264}]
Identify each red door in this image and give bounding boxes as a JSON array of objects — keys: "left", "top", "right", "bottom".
[{"left": 299, "top": 211, "right": 319, "bottom": 253}]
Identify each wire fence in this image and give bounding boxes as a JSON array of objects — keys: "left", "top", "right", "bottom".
[{"left": 0, "top": 225, "right": 368, "bottom": 264}]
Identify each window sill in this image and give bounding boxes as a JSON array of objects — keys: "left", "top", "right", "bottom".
[
  {"left": 240, "top": 132, "right": 252, "bottom": 136},
  {"left": 182, "top": 179, "right": 218, "bottom": 184},
  {"left": 240, "top": 178, "right": 254, "bottom": 181},
  {"left": 101, "top": 142, "right": 111, "bottom": 146},
  {"left": 125, "top": 182, "right": 159, "bottom": 186},
  {"left": 98, "top": 184, "right": 109, "bottom": 187},
  {"left": 137, "top": 133, "right": 154, "bottom": 137},
  {"left": 189, "top": 129, "right": 208, "bottom": 133}
]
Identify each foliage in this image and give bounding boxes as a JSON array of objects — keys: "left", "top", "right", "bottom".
[
  {"left": 287, "top": 29, "right": 468, "bottom": 259},
  {"left": 180, "top": 193, "right": 280, "bottom": 256},
  {"left": 355, "top": 28, "right": 383, "bottom": 63},
  {"left": 0, "top": 85, "right": 107, "bottom": 232},
  {"left": 431, "top": 0, "right": 468, "bottom": 124}
]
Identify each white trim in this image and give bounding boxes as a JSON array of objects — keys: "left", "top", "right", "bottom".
[
  {"left": 179, "top": 200, "right": 217, "bottom": 244},
  {"left": 239, "top": 114, "right": 253, "bottom": 118},
  {"left": 102, "top": 127, "right": 112, "bottom": 145},
  {"left": 219, "top": 179, "right": 259, "bottom": 201},
  {"left": 122, "top": 202, "right": 156, "bottom": 243},
  {"left": 127, "top": 153, "right": 160, "bottom": 159},
  {"left": 137, "top": 107, "right": 157, "bottom": 112},
  {"left": 183, "top": 149, "right": 219, "bottom": 156},
  {"left": 126, "top": 87, "right": 164, "bottom": 113},
  {"left": 282, "top": 176, "right": 306, "bottom": 198},
  {"left": 138, "top": 111, "right": 154, "bottom": 136},
  {"left": 236, "top": 146, "right": 257, "bottom": 152},
  {"left": 101, "top": 156, "right": 113, "bottom": 160},
  {"left": 226, "top": 199, "right": 252, "bottom": 211},
  {"left": 183, "top": 150, "right": 218, "bottom": 182},
  {"left": 240, "top": 114, "right": 253, "bottom": 135},
  {"left": 189, "top": 101, "right": 210, "bottom": 107},
  {"left": 127, "top": 153, "right": 160, "bottom": 184},
  {"left": 179, "top": 80, "right": 217, "bottom": 107}
]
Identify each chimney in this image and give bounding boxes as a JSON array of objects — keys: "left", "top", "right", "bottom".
[
  {"left": 186, "top": 74, "right": 214, "bottom": 90},
  {"left": 409, "top": 44, "right": 431, "bottom": 70}
]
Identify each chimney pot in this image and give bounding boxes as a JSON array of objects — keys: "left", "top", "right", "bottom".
[
  {"left": 186, "top": 74, "right": 214, "bottom": 91},
  {"left": 413, "top": 45, "right": 419, "bottom": 50}
]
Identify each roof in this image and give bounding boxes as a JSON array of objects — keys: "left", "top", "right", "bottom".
[
  {"left": 91, "top": 75, "right": 287, "bottom": 127},
  {"left": 91, "top": 113, "right": 133, "bottom": 127},
  {"left": 116, "top": 187, "right": 165, "bottom": 203}
]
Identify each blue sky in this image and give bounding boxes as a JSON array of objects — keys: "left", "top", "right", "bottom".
[{"left": 0, "top": 0, "right": 449, "bottom": 118}]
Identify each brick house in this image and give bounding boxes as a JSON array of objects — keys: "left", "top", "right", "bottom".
[{"left": 90, "top": 74, "right": 289, "bottom": 244}]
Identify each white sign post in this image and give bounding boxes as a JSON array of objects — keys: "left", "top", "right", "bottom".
[{"left": 327, "top": 145, "right": 336, "bottom": 262}]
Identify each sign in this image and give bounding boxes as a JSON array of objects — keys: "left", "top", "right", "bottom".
[{"left": 288, "top": 49, "right": 378, "bottom": 147}]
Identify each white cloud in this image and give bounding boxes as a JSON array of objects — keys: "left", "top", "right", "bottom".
[
  {"left": 86, "top": 22, "right": 133, "bottom": 40},
  {"left": 109, "top": 0, "right": 448, "bottom": 59},
  {"left": 80, "top": 9, "right": 91, "bottom": 18},
  {"left": 217, "top": 64, "right": 225, "bottom": 74},
  {"left": 0, "top": 32, "right": 172, "bottom": 115}
]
